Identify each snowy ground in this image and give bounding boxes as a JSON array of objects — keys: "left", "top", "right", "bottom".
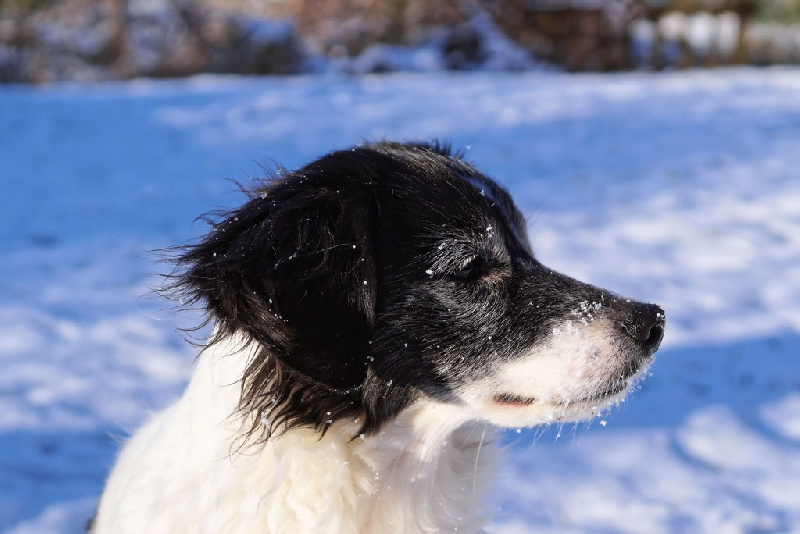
[{"left": 1, "top": 68, "right": 799, "bottom": 532}]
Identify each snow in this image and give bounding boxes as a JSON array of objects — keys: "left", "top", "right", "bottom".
[{"left": 2, "top": 67, "right": 800, "bottom": 531}]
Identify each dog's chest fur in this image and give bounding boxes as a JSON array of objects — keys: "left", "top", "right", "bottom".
[{"left": 97, "top": 334, "right": 498, "bottom": 534}]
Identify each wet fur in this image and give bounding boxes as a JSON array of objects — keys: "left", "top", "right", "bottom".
[{"left": 94, "top": 141, "right": 664, "bottom": 533}]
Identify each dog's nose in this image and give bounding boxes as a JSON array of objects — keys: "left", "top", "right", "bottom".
[{"left": 621, "top": 302, "right": 665, "bottom": 353}]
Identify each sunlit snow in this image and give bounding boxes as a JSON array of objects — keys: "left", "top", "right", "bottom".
[{"left": 2, "top": 68, "right": 800, "bottom": 532}]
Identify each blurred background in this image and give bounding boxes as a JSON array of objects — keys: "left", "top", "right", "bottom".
[
  {"left": 2, "top": 1, "right": 800, "bottom": 533},
  {"left": 2, "top": 0, "right": 800, "bottom": 83}
]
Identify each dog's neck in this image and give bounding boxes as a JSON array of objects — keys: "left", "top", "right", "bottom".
[
  {"left": 190, "top": 332, "right": 499, "bottom": 533},
  {"left": 346, "top": 399, "right": 498, "bottom": 532}
]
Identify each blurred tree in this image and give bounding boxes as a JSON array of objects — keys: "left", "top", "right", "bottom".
[
  {"left": 756, "top": 0, "right": 800, "bottom": 22},
  {"left": 0, "top": 0, "right": 53, "bottom": 13}
]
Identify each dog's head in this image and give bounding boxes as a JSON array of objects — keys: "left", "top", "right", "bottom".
[{"left": 173, "top": 141, "right": 664, "bottom": 439}]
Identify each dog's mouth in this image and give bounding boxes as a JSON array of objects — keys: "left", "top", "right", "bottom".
[
  {"left": 493, "top": 381, "right": 628, "bottom": 408},
  {"left": 492, "top": 393, "right": 537, "bottom": 406},
  {"left": 554, "top": 381, "right": 628, "bottom": 406}
]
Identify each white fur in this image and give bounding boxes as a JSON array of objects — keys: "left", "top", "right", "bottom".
[
  {"left": 94, "top": 334, "right": 499, "bottom": 534},
  {"left": 458, "top": 311, "right": 652, "bottom": 428},
  {"left": 95, "top": 312, "right": 649, "bottom": 532}
]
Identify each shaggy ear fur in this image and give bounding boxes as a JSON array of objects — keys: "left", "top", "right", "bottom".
[{"left": 171, "top": 166, "right": 377, "bottom": 440}]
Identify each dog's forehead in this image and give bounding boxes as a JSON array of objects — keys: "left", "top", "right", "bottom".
[
  {"left": 357, "top": 145, "right": 531, "bottom": 252},
  {"left": 454, "top": 169, "right": 528, "bottom": 240},
  {"left": 462, "top": 174, "right": 501, "bottom": 205},
  {"left": 409, "top": 171, "right": 514, "bottom": 229},
  {"left": 466, "top": 176, "right": 531, "bottom": 254},
  {"left": 460, "top": 174, "right": 519, "bottom": 223},
  {"left": 385, "top": 166, "right": 532, "bottom": 257}
]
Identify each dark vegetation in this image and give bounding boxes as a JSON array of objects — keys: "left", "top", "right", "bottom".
[{"left": 0, "top": 0, "right": 797, "bottom": 83}]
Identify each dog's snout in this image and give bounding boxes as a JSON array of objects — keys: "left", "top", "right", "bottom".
[{"left": 620, "top": 302, "right": 665, "bottom": 353}]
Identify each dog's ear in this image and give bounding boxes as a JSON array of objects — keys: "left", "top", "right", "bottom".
[{"left": 174, "top": 173, "right": 377, "bottom": 393}]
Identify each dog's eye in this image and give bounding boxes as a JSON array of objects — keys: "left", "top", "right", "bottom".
[{"left": 452, "top": 256, "right": 486, "bottom": 281}]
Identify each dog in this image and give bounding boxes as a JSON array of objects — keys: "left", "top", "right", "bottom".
[{"left": 93, "top": 141, "right": 665, "bottom": 533}]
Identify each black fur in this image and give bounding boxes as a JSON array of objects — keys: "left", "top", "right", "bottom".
[{"left": 168, "top": 141, "right": 664, "bottom": 442}]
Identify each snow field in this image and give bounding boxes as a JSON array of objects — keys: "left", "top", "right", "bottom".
[{"left": 1, "top": 68, "right": 799, "bottom": 531}]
